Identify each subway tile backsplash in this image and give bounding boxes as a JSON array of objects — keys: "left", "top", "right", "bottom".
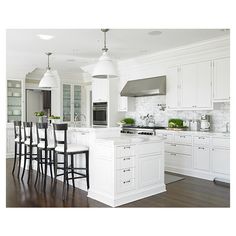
[{"left": 125, "top": 96, "right": 230, "bottom": 132}]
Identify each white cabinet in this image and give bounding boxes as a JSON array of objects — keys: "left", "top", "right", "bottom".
[
  {"left": 211, "top": 148, "right": 230, "bottom": 175},
  {"left": 193, "top": 147, "right": 210, "bottom": 171},
  {"left": 213, "top": 57, "right": 230, "bottom": 102},
  {"left": 166, "top": 66, "right": 181, "bottom": 109},
  {"left": 181, "top": 61, "right": 212, "bottom": 109},
  {"left": 92, "top": 79, "right": 109, "bottom": 102},
  {"left": 138, "top": 154, "right": 163, "bottom": 188},
  {"left": 6, "top": 126, "right": 15, "bottom": 158},
  {"left": 62, "top": 84, "right": 81, "bottom": 122}
]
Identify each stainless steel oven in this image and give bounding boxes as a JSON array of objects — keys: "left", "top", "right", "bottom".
[{"left": 93, "top": 102, "right": 107, "bottom": 126}]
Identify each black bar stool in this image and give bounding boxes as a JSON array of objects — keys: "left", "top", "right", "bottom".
[
  {"left": 53, "top": 123, "right": 89, "bottom": 199},
  {"left": 35, "top": 122, "right": 55, "bottom": 190},
  {"left": 21, "top": 122, "right": 38, "bottom": 183},
  {"left": 12, "top": 121, "right": 24, "bottom": 177}
]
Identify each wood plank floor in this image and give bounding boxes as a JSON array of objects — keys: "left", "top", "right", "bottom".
[{"left": 6, "top": 158, "right": 230, "bottom": 207}]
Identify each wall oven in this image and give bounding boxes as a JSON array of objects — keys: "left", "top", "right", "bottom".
[{"left": 93, "top": 102, "right": 107, "bottom": 126}]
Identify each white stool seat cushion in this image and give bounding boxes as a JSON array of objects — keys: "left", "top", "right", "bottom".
[
  {"left": 24, "top": 139, "right": 37, "bottom": 146},
  {"left": 38, "top": 141, "right": 55, "bottom": 149},
  {"left": 55, "top": 144, "right": 88, "bottom": 153}
]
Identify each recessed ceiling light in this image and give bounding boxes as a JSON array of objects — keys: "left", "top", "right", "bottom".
[
  {"left": 37, "top": 34, "right": 54, "bottom": 40},
  {"left": 148, "top": 30, "right": 162, "bottom": 36}
]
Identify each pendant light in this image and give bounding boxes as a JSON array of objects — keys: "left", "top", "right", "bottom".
[
  {"left": 39, "top": 52, "right": 58, "bottom": 88},
  {"left": 92, "top": 29, "right": 118, "bottom": 78}
]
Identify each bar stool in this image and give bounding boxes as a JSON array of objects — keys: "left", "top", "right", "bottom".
[
  {"left": 12, "top": 121, "right": 24, "bottom": 177},
  {"left": 53, "top": 123, "right": 89, "bottom": 199},
  {"left": 35, "top": 122, "right": 55, "bottom": 190},
  {"left": 21, "top": 122, "right": 38, "bottom": 183}
]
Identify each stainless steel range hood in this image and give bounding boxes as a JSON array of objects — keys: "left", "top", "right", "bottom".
[{"left": 120, "top": 76, "right": 166, "bottom": 97}]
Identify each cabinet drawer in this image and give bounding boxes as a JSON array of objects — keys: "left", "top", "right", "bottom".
[
  {"left": 116, "top": 145, "right": 135, "bottom": 158},
  {"left": 165, "top": 143, "right": 192, "bottom": 155},
  {"left": 174, "top": 135, "right": 192, "bottom": 145},
  {"left": 194, "top": 136, "right": 210, "bottom": 147},
  {"left": 116, "top": 178, "right": 135, "bottom": 193},
  {"left": 161, "top": 133, "right": 174, "bottom": 143},
  {"left": 212, "top": 138, "right": 230, "bottom": 149},
  {"left": 117, "top": 156, "right": 135, "bottom": 170},
  {"left": 116, "top": 168, "right": 135, "bottom": 181},
  {"left": 165, "top": 152, "right": 192, "bottom": 169}
]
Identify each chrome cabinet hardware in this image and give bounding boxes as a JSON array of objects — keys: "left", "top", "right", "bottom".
[
  {"left": 198, "top": 147, "right": 205, "bottom": 150},
  {"left": 171, "top": 144, "right": 177, "bottom": 146},
  {"left": 171, "top": 153, "right": 177, "bottom": 156},
  {"left": 123, "top": 146, "right": 131, "bottom": 149},
  {"left": 123, "top": 168, "right": 131, "bottom": 172},
  {"left": 123, "top": 157, "right": 131, "bottom": 161},
  {"left": 123, "top": 180, "right": 131, "bottom": 184},
  {"left": 198, "top": 136, "right": 205, "bottom": 139},
  {"left": 180, "top": 135, "right": 186, "bottom": 138}
]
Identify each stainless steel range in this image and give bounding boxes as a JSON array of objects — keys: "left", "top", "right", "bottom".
[{"left": 121, "top": 126, "right": 166, "bottom": 135}]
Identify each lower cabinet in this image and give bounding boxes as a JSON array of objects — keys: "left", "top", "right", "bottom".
[
  {"left": 211, "top": 148, "right": 230, "bottom": 175},
  {"left": 165, "top": 152, "right": 192, "bottom": 169},
  {"left": 162, "top": 131, "right": 230, "bottom": 181},
  {"left": 193, "top": 147, "right": 210, "bottom": 171},
  {"left": 138, "top": 154, "right": 163, "bottom": 188}
]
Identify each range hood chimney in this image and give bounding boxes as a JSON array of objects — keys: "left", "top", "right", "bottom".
[{"left": 120, "top": 76, "right": 166, "bottom": 97}]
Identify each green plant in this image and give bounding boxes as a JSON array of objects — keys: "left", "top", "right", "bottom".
[
  {"left": 49, "top": 115, "right": 60, "bottom": 119},
  {"left": 168, "top": 118, "right": 184, "bottom": 128},
  {"left": 122, "top": 118, "right": 135, "bottom": 125},
  {"left": 34, "top": 111, "right": 45, "bottom": 117}
]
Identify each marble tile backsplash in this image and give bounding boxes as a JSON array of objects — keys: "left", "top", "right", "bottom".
[{"left": 125, "top": 96, "right": 230, "bottom": 132}]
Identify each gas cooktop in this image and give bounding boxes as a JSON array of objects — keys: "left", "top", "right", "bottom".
[{"left": 122, "top": 126, "right": 166, "bottom": 130}]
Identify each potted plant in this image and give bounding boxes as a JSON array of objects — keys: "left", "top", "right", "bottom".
[
  {"left": 34, "top": 111, "right": 45, "bottom": 123},
  {"left": 118, "top": 118, "right": 135, "bottom": 127},
  {"left": 48, "top": 115, "right": 61, "bottom": 124}
]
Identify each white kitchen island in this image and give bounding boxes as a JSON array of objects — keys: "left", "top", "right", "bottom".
[{"left": 88, "top": 134, "right": 166, "bottom": 207}]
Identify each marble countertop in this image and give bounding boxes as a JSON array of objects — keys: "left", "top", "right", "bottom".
[{"left": 96, "top": 134, "right": 165, "bottom": 145}]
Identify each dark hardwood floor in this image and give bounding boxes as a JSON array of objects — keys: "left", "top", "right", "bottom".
[{"left": 6, "top": 158, "right": 230, "bottom": 207}]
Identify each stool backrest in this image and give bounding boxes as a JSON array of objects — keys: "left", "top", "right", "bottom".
[
  {"left": 36, "top": 122, "right": 48, "bottom": 148},
  {"left": 23, "top": 122, "right": 33, "bottom": 143},
  {"left": 14, "top": 121, "right": 22, "bottom": 140},
  {"left": 53, "top": 123, "right": 68, "bottom": 153}
]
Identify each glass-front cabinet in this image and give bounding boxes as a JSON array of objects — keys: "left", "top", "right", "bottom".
[
  {"left": 7, "top": 80, "right": 23, "bottom": 123},
  {"left": 62, "top": 84, "right": 81, "bottom": 122}
]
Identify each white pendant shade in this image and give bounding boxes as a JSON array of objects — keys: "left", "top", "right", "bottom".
[
  {"left": 92, "top": 52, "right": 118, "bottom": 78},
  {"left": 39, "top": 69, "right": 58, "bottom": 88}
]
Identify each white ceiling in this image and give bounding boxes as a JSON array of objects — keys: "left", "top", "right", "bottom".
[{"left": 6, "top": 29, "right": 229, "bottom": 79}]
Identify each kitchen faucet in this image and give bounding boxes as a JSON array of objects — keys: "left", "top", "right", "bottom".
[{"left": 74, "top": 113, "right": 86, "bottom": 127}]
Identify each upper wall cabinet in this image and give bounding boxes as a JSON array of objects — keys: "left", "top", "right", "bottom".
[
  {"left": 213, "top": 57, "right": 230, "bottom": 102},
  {"left": 166, "top": 66, "right": 181, "bottom": 109},
  {"left": 92, "top": 79, "right": 109, "bottom": 102},
  {"left": 181, "top": 60, "right": 212, "bottom": 109},
  {"left": 166, "top": 60, "right": 212, "bottom": 110}
]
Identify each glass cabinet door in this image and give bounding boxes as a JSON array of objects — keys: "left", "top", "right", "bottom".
[
  {"left": 63, "top": 84, "right": 71, "bottom": 121},
  {"left": 74, "top": 85, "right": 81, "bottom": 121},
  {"left": 7, "top": 80, "right": 22, "bottom": 123}
]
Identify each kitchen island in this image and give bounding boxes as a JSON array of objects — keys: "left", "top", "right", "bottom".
[{"left": 88, "top": 134, "right": 166, "bottom": 207}]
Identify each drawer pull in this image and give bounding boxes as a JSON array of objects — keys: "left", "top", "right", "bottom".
[
  {"left": 123, "top": 146, "right": 131, "bottom": 149},
  {"left": 123, "top": 168, "right": 131, "bottom": 172},
  {"left": 123, "top": 157, "right": 131, "bottom": 161},
  {"left": 170, "top": 153, "right": 176, "bottom": 156},
  {"left": 198, "top": 147, "right": 205, "bottom": 150},
  {"left": 123, "top": 180, "right": 131, "bottom": 184},
  {"left": 171, "top": 144, "right": 177, "bottom": 146},
  {"left": 180, "top": 135, "right": 186, "bottom": 138},
  {"left": 198, "top": 137, "right": 205, "bottom": 139}
]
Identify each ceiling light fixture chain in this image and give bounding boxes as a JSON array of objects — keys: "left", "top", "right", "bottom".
[
  {"left": 46, "top": 52, "right": 52, "bottom": 70},
  {"left": 101, "top": 29, "right": 109, "bottom": 52}
]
